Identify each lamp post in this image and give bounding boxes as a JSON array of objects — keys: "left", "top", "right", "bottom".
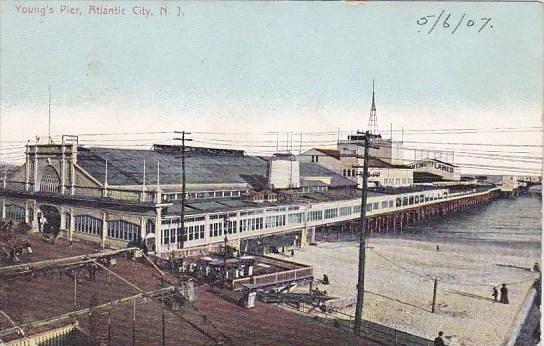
[{"left": 223, "top": 235, "right": 228, "bottom": 286}]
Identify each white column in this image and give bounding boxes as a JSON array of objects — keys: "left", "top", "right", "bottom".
[
  {"left": 24, "top": 201, "right": 30, "bottom": 224},
  {"left": 25, "top": 144, "right": 30, "bottom": 191},
  {"left": 69, "top": 208, "right": 74, "bottom": 241},
  {"left": 33, "top": 147, "right": 39, "bottom": 192},
  {"left": 70, "top": 144, "right": 76, "bottom": 195},
  {"left": 31, "top": 201, "right": 39, "bottom": 232},
  {"left": 154, "top": 207, "right": 162, "bottom": 253},
  {"left": 204, "top": 214, "right": 210, "bottom": 245},
  {"left": 101, "top": 212, "right": 107, "bottom": 248},
  {"left": 60, "top": 206, "right": 66, "bottom": 231},
  {"left": 139, "top": 216, "right": 146, "bottom": 244},
  {"left": 60, "top": 145, "right": 66, "bottom": 194}
]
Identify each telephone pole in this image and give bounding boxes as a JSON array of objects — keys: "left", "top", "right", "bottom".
[
  {"left": 353, "top": 130, "right": 378, "bottom": 335},
  {"left": 174, "top": 131, "right": 192, "bottom": 250}
]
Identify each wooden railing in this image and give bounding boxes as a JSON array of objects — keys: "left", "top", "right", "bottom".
[
  {"left": 5, "top": 322, "right": 90, "bottom": 346},
  {"left": 231, "top": 267, "right": 313, "bottom": 291}
]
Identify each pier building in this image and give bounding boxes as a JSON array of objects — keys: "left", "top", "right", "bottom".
[{"left": 0, "top": 136, "right": 501, "bottom": 256}]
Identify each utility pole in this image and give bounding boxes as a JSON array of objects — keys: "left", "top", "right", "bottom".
[
  {"left": 48, "top": 84, "right": 52, "bottom": 144},
  {"left": 432, "top": 278, "right": 438, "bottom": 313},
  {"left": 353, "top": 130, "right": 379, "bottom": 336},
  {"left": 174, "top": 131, "right": 192, "bottom": 251}
]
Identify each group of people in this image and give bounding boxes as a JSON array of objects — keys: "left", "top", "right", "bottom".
[
  {"left": 1, "top": 236, "right": 32, "bottom": 263},
  {"left": 492, "top": 283, "right": 509, "bottom": 304}
]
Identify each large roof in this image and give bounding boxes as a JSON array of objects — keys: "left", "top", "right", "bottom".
[
  {"left": 313, "top": 148, "right": 341, "bottom": 160},
  {"left": 76, "top": 146, "right": 355, "bottom": 189},
  {"left": 368, "top": 156, "right": 411, "bottom": 169},
  {"left": 77, "top": 146, "right": 267, "bottom": 187}
]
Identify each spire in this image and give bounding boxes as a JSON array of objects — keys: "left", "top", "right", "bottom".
[
  {"left": 371, "top": 79, "right": 376, "bottom": 112},
  {"left": 368, "top": 79, "right": 378, "bottom": 135}
]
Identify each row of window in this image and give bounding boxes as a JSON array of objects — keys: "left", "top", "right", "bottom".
[
  {"left": 342, "top": 169, "right": 357, "bottom": 177},
  {"left": 108, "top": 220, "right": 140, "bottom": 242},
  {"left": 5, "top": 205, "right": 25, "bottom": 222},
  {"left": 265, "top": 215, "right": 286, "bottom": 228},
  {"left": 324, "top": 208, "right": 338, "bottom": 219},
  {"left": 240, "top": 217, "right": 264, "bottom": 232},
  {"left": 162, "top": 224, "right": 207, "bottom": 245},
  {"left": 162, "top": 190, "right": 243, "bottom": 202},
  {"left": 300, "top": 186, "right": 328, "bottom": 193},
  {"left": 75, "top": 215, "right": 102, "bottom": 235},
  {"left": 73, "top": 216, "right": 154, "bottom": 240},
  {"left": 288, "top": 212, "right": 304, "bottom": 225},
  {"left": 340, "top": 206, "right": 352, "bottom": 216},
  {"left": 383, "top": 178, "right": 413, "bottom": 185},
  {"left": 308, "top": 210, "right": 323, "bottom": 221}
]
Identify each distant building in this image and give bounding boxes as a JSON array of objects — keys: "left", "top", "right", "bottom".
[
  {"left": 410, "top": 158, "right": 461, "bottom": 182},
  {"left": 298, "top": 147, "right": 413, "bottom": 188}
]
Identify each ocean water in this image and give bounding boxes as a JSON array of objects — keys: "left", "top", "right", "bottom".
[{"left": 394, "top": 196, "right": 542, "bottom": 251}]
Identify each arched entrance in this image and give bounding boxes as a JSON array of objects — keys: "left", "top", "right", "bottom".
[
  {"left": 38, "top": 205, "right": 61, "bottom": 236},
  {"left": 39, "top": 165, "right": 61, "bottom": 193}
]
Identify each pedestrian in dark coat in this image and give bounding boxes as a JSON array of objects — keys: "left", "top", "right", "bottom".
[
  {"left": 492, "top": 287, "right": 498, "bottom": 302},
  {"left": 500, "top": 284, "right": 509, "bottom": 304},
  {"left": 433, "top": 331, "right": 445, "bottom": 346}
]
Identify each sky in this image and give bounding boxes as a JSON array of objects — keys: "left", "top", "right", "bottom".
[{"left": 0, "top": 1, "right": 542, "bottom": 174}]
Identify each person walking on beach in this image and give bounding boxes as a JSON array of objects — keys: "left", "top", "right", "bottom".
[
  {"left": 492, "top": 287, "right": 498, "bottom": 302},
  {"left": 433, "top": 331, "right": 445, "bottom": 346},
  {"left": 533, "top": 262, "right": 540, "bottom": 272},
  {"left": 500, "top": 284, "right": 509, "bottom": 304}
]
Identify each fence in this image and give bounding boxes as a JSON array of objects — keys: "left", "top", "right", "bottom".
[
  {"left": 5, "top": 322, "right": 93, "bottom": 346},
  {"left": 231, "top": 266, "right": 313, "bottom": 291},
  {"left": 283, "top": 301, "right": 433, "bottom": 346},
  {"left": 502, "top": 287, "right": 538, "bottom": 346}
]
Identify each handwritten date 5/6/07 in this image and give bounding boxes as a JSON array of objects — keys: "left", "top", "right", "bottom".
[{"left": 417, "top": 10, "right": 493, "bottom": 35}]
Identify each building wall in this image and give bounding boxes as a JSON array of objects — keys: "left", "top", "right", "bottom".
[
  {"left": 410, "top": 159, "right": 461, "bottom": 181},
  {"left": 297, "top": 149, "right": 344, "bottom": 174},
  {"left": 366, "top": 168, "right": 413, "bottom": 187}
]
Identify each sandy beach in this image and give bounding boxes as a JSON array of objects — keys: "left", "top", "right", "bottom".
[{"left": 272, "top": 232, "right": 539, "bottom": 346}]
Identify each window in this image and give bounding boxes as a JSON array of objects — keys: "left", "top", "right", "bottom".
[
  {"left": 340, "top": 206, "right": 352, "bottom": 216},
  {"left": 352, "top": 169, "right": 356, "bottom": 177},
  {"left": 5, "top": 205, "right": 25, "bottom": 222},
  {"left": 353, "top": 205, "right": 361, "bottom": 214},
  {"left": 64, "top": 213, "right": 71, "bottom": 230},
  {"left": 366, "top": 204, "right": 372, "bottom": 212},
  {"left": 396, "top": 198, "right": 402, "bottom": 207},
  {"left": 381, "top": 201, "right": 388, "bottom": 209},
  {"left": 308, "top": 210, "right": 323, "bottom": 221},
  {"left": 389, "top": 200, "right": 394, "bottom": 208},
  {"left": 402, "top": 197, "right": 408, "bottom": 206},
  {"left": 39, "top": 165, "right": 61, "bottom": 193},
  {"left": 347, "top": 170, "right": 351, "bottom": 177},
  {"left": 409, "top": 197, "right": 414, "bottom": 205},
  {"left": 162, "top": 229, "right": 170, "bottom": 245},
  {"left": 265, "top": 215, "right": 286, "bottom": 228},
  {"left": 108, "top": 220, "right": 141, "bottom": 242},
  {"left": 75, "top": 215, "right": 102, "bottom": 236},
  {"left": 373, "top": 202, "right": 379, "bottom": 210},
  {"left": 146, "top": 219, "right": 155, "bottom": 234},
  {"left": 288, "top": 213, "right": 304, "bottom": 224},
  {"left": 343, "top": 169, "right": 347, "bottom": 176},
  {"left": 324, "top": 208, "right": 338, "bottom": 219},
  {"left": 225, "top": 220, "right": 237, "bottom": 234},
  {"left": 209, "top": 222, "right": 224, "bottom": 237}
]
